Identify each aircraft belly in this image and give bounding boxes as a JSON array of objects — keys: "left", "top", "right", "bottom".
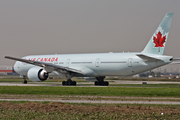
[{"left": 92, "top": 63, "right": 128, "bottom": 76}]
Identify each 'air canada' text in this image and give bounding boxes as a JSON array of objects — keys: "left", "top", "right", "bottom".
[{"left": 24, "top": 57, "right": 58, "bottom": 62}]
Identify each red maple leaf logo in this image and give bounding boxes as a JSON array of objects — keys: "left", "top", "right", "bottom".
[
  {"left": 153, "top": 31, "right": 166, "bottom": 47},
  {"left": 153, "top": 31, "right": 166, "bottom": 53}
]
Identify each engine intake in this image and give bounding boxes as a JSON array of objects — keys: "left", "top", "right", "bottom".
[
  {"left": 38, "top": 69, "right": 48, "bottom": 80},
  {"left": 27, "top": 67, "right": 49, "bottom": 82}
]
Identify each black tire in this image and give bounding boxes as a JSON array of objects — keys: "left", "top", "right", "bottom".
[
  {"left": 73, "top": 81, "right": 76, "bottom": 86},
  {"left": 95, "top": 81, "right": 99, "bottom": 86},
  {"left": 67, "top": 81, "right": 71, "bottom": 85},
  {"left": 105, "top": 81, "right": 109, "bottom": 86},
  {"left": 62, "top": 81, "right": 66, "bottom": 86},
  {"left": 22, "top": 80, "right": 27, "bottom": 84},
  {"left": 63, "top": 81, "right": 76, "bottom": 86}
]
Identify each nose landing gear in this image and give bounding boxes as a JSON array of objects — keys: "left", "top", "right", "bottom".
[{"left": 22, "top": 76, "right": 27, "bottom": 84}]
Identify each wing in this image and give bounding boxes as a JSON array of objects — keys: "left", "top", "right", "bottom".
[{"left": 5, "top": 56, "right": 84, "bottom": 75}]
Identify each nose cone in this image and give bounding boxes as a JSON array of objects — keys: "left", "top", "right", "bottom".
[
  {"left": 13, "top": 61, "right": 21, "bottom": 74},
  {"left": 13, "top": 61, "right": 28, "bottom": 75}
]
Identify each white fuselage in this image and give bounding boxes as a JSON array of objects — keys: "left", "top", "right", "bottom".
[{"left": 14, "top": 52, "right": 172, "bottom": 77}]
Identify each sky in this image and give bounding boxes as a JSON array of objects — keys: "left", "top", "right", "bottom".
[{"left": 0, "top": 0, "right": 180, "bottom": 72}]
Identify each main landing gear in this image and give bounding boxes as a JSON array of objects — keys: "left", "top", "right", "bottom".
[
  {"left": 94, "top": 76, "right": 109, "bottom": 86},
  {"left": 62, "top": 79, "right": 76, "bottom": 86},
  {"left": 22, "top": 76, "right": 27, "bottom": 84},
  {"left": 62, "top": 73, "right": 76, "bottom": 86},
  {"left": 62, "top": 74, "right": 109, "bottom": 86}
]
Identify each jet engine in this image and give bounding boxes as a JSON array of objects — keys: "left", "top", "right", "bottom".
[{"left": 27, "top": 67, "right": 49, "bottom": 82}]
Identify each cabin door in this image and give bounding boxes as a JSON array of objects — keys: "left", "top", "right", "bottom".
[
  {"left": 66, "top": 59, "right": 70, "bottom": 67},
  {"left": 128, "top": 58, "right": 133, "bottom": 67},
  {"left": 95, "top": 58, "right": 100, "bottom": 67}
]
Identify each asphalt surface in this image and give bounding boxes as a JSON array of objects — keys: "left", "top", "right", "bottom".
[
  {"left": 0, "top": 82, "right": 60, "bottom": 86},
  {"left": 1, "top": 98, "right": 180, "bottom": 105},
  {"left": 0, "top": 80, "right": 180, "bottom": 86}
]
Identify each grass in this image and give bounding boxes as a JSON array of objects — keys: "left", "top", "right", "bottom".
[
  {"left": 0, "top": 101, "right": 180, "bottom": 120},
  {"left": 1, "top": 77, "right": 180, "bottom": 119},
  {"left": 0, "top": 100, "right": 50, "bottom": 104},
  {"left": 0, "top": 109, "right": 155, "bottom": 120},
  {"left": 0, "top": 86, "right": 180, "bottom": 97},
  {"left": 1, "top": 109, "right": 179, "bottom": 120}
]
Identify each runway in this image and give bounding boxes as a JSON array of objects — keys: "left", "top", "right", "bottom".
[
  {"left": 0, "top": 80, "right": 180, "bottom": 86},
  {"left": 1, "top": 80, "right": 180, "bottom": 105},
  {"left": 0, "top": 82, "right": 61, "bottom": 86},
  {"left": 1, "top": 98, "right": 180, "bottom": 105}
]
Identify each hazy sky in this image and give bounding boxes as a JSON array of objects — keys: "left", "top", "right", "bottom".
[{"left": 0, "top": 0, "right": 180, "bottom": 71}]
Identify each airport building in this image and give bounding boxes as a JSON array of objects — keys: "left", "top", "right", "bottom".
[{"left": 0, "top": 66, "right": 18, "bottom": 75}]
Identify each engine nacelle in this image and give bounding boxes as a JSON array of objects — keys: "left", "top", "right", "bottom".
[
  {"left": 27, "top": 67, "right": 49, "bottom": 82},
  {"left": 84, "top": 77, "right": 97, "bottom": 82}
]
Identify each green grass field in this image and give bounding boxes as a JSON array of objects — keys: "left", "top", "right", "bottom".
[
  {"left": 1, "top": 77, "right": 180, "bottom": 97},
  {"left": 0, "top": 108, "right": 173, "bottom": 120},
  {"left": 0, "top": 101, "right": 180, "bottom": 120},
  {"left": 0, "top": 86, "right": 180, "bottom": 97},
  {"left": 1, "top": 108, "right": 179, "bottom": 120},
  {"left": 1, "top": 77, "right": 180, "bottom": 119}
]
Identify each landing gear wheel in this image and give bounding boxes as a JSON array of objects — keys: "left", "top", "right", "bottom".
[
  {"left": 22, "top": 76, "right": 27, "bottom": 84},
  {"left": 104, "top": 81, "right": 109, "bottom": 86},
  {"left": 62, "top": 80, "right": 76, "bottom": 86},
  {"left": 95, "top": 81, "right": 98, "bottom": 86},
  {"left": 22, "top": 80, "right": 27, "bottom": 84},
  {"left": 72, "top": 81, "right": 76, "bottom": 85},
  {"left": 94, "top": 81, "right": 109, "bottom": 86},
  {"left": 62, "top": 81, "right": 66, "bottom": 86}
]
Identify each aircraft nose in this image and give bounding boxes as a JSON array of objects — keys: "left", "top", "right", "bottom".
[{"left": 13, "top": 61, "right": 21, "bottom": 74}]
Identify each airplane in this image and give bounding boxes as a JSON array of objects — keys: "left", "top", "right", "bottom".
[{"left": 5, "top": 13, "right": 180, "bottom": 86}]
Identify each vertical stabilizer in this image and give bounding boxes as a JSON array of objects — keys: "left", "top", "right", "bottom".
[{"left": 142, "top": 13, "right": 173, "bottom": 55}]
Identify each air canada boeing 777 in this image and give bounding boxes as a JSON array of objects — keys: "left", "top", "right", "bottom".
[{"left": 5, "top": 13, "right": 180, "bottom": 86}]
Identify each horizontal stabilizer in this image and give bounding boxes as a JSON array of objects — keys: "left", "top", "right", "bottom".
[
  {"left": 170, "top": 62, "right": 180, "bottom": 64},
  {"left": 136, "top": 54, "right": 163, "bottom": 61},
  {"left": 173, "top": 58, "right": 180, "bottom": 61}
]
